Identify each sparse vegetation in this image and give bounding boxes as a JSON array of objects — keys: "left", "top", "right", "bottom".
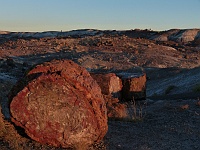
[
  {"left": 128, "top": 98, "right": 146, "bottom": 121},
  {"left": 108, "top": 98, "right": 146, "bottom": 122},
  {"left": 165, "top": 85, "right": 176, "bottom": 95},
  {"left": 152, "top": 92, "right": 158, "bottom": 97},
  {"left": 193, "top": 84, "right": 200, "bottom": 92}
]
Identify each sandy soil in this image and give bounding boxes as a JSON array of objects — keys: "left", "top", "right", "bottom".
[{"left": 106, "top": 98, "right": 200, "bottom": 150}]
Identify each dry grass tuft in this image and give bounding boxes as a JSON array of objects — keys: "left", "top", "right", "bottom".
[{"left": 128, "top": 98, "right": 146, "bottom": 121}]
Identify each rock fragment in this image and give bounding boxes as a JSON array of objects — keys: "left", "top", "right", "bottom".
[{"left": 104, "top": 95, "right": 127, "bottom": 119}]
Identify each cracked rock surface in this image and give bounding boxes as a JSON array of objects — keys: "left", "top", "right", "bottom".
[{"left": 9, "top": 59, "right": 108, "bottom": 148}]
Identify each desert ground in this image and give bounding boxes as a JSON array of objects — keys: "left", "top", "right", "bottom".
[{"left": 0, "top": 29, "right": 200, "bottom": 149}]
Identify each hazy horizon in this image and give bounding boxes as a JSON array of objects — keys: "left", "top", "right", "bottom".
[
  {"left": 0, "top": 0, "right": 200, "bottom": 32},
  {"left": 1, "top": 28, "right": 200, "bottom": 33}
]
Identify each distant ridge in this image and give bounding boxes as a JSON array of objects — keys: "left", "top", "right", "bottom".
[{"left": 0, "top": 28, "right": 200, "bottom": 43}]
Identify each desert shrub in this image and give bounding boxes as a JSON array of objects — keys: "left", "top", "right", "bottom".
[
  {"left": 193, "top": 84, "right": 200, "bottom": 92},
  {"left": 108, "top": 98, "right": 146, "bottom": 122},
  {"left": 152, "top": 92, "right": 158, "bottom": 97},
  {"left": 128, "top": 98, "right": 146, "bottom": 122},
  {"left": 165, "top": 85, "right": 176, "bottom": 95}
]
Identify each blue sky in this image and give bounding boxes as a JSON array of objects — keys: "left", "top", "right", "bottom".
[{"left": 0, "top": 0, "right": 200, "bottom": 32}]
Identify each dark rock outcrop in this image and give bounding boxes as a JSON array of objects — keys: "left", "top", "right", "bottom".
[{"left": 10, "top": 59, "right": 108, "bottom": 148}]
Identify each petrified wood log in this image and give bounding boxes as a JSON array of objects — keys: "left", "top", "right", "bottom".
[
  {"left": 119, "top": 73, "right": 146, "bottom": 101},
  {"left": 91, "top": 73, "right": 122, "bottom": 100},
  {"left": 10, "top": 60, "right": 107, "bottom": 148},
  {"left": 91, "top": 73, "right": 127, "bottom": 119}
]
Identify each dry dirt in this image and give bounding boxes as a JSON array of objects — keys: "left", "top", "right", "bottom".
[{"left": 0, "top": 29, "right": 200, "bottom": 149}]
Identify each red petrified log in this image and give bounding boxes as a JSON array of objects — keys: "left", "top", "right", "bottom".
[
  {"left": 10, "top": 60, "right": 107, "bottom": 148},
  {"left": 91, "top": 73, "right": 127, "bottom": 119},
  {"left": 121, "top": 73, "right": 146, "bottom": 101},
  {"left": 91, "top": 73, "right": 122, "bottom": 100}
]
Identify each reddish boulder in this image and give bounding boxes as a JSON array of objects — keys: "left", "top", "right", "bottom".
[
  {"left": 10, "top": 60, "right": 107, "bottom": 148},
  {"left": 120, "top": 73, "right": 146, "bottom": 101},
  {"left": 91, "top": 73, "right": 122, "bottom": 99}
]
